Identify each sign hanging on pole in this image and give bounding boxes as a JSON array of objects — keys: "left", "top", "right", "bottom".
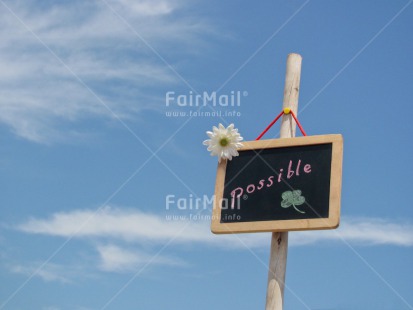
[{"left": 211, "top": 134, "right": 343, "bottom": 234}]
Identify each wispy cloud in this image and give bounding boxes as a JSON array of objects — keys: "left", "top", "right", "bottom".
[
  {"left": 97, "top": 244, "right": 185, "bottom": 272},
  {"left": 16, "top": 206, "right": 211, "bottom": 243},
  {"left": 7, "top": 206, "right": 413, "bottom": 282},
  {"left": 15, "top": 206, "right": 413, "bottom": 248},
  {"left": 0, "top": 0, "right": 209, "bottom": 143},
  {"left": 10, "top": 262, "right": 79, "bottom": 284},
  {"left": 291, "top": 217, "right": 413, "bottom": 247}
]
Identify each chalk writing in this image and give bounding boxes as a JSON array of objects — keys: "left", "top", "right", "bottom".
[{"left": 229, "top": 159, "right": 311, "bottom": 209}]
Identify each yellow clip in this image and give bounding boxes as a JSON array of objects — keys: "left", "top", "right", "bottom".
[{"left": 283, "top": 107, "right": 291, "bottom": 114}]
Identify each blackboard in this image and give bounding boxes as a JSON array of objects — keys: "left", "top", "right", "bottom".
[{"left": 211, "top": 135, "right": 343, "bottom": 234}]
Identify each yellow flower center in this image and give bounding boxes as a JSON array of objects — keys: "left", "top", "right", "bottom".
[{"left": 219, "top": 137, "right": 229, "bottom": 147}]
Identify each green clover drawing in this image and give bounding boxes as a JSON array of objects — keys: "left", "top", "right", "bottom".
[{"left": 281, "top": 190, "right": 306, "bottom": 214}]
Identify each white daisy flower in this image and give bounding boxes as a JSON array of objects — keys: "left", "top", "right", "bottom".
[{"left": 203, "top": 123, "right": 243, "bottom": 162}]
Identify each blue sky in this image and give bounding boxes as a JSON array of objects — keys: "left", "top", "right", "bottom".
[{"left": 0, "top": 0, "right": 412, "bottom": 309}]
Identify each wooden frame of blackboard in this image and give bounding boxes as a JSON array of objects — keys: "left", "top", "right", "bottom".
[{"left": 211, "top": 134, "right": 343, "bottom": 234}]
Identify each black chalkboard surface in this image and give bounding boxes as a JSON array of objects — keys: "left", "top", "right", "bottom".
[{"left": 211, "top": 135, "right": 343, "bottom": 234}]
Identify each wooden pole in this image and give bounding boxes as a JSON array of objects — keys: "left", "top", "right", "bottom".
[{"left": 265, "top": 53, "right": 302, "bottom": 310}]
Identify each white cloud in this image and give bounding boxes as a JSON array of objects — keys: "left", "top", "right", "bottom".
[
  {"left": 15, "top": 206, "right": 413, "bottom": 248},
  {"left": 115, "top": 0, "right": 174, "bottom": 16},
  {"left": 0, "top": 0, "right": 209, "bottom": 143},
  {"left": 290, "top": 217, "right": 413, "bottom": 247},
  {"left": 10, "top": 262, "right": 77, "bottom": 284},
  {"left": 97, "top": 244, "right": 185, "bottom": 272},
  {"left": 10, "top": 207, "right": 413, "bottom": 280},
  {"left": 16, "top": 206, "right": 212, "bottom": 243}
]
